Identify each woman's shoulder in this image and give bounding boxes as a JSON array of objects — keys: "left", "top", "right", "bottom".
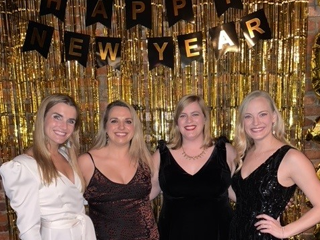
[{"left": 0, "top": 154, "right": 41, "bottom": 184}]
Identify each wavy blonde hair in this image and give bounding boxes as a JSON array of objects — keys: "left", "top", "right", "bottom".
[
  {"left": 32, "top": 93, "right": 84, "bottom": 190},
  {"left": 91, "top": 100, "right": 154, "bottom": 174},
  {"left": 168, "top": 94, "right": 213, "bottom": 149},
  {"left": 234, "top": 90, "right": 290, "bottom": 170}
]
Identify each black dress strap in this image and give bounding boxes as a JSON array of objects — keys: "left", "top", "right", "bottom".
[{"left": 86, "top": 152, "right": 96, "bottom": 167}]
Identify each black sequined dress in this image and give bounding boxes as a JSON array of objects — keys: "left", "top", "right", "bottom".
[
  {"left": 229, "top": 145, "right": 296, "bottom": 240},
  {"left": 158, "top": 138, "right": 233, "bottom": 240}
]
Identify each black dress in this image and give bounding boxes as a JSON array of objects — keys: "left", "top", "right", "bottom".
[
  {"left": 84, "top": 152, "right": 159, "bottom": 240},
  {"left": 229, "top": 145, "right": 297, "bottom": 240},
  {"left": 158, "top": 138, "right": 233, "bottom": 240}
]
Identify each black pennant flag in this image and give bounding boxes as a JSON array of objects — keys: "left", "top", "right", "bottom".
[
  {"left": 209, "top": 22, "right": 239, "bottom": 60},
  {"left": 64, "top": 31, "right": 90, "bottom": 67},
  {"left": 40, "top": 0, "right": 68, "bottom": 21},
  {"left": 22, "top": 21, "right": 54, "bottom": 58},
  {"left": 86, "top": 0, "right": 113, "bottom": 28},
  {"left": 178, "top": 32, "right": 203, "bottom": 67},
  {"left": 213, "top": 0, "right": 243, "bottom": 17},
  {"left": 240, "top": 9, "right": 272, "bottom": 48},
  {"left": 165, "top": 0, "right": 194, "bottom": 27},
  {"left": 95, "top": 37, "right": 121, "bottom": 70},
  {"left": 148, "top": 37, "right": 174, "bottom": 70},
  {"left": 125, "top": 0, "right": 151, "bottom": 29}
]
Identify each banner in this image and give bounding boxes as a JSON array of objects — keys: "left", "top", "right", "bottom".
[
  {"left": 22, "top": 21, "right": 54, "bottom": 58},
  {"left": 148, "top": 37, "right": 174, "bottom": 70},
  {"left": 86, "top": 0, "right": 113, "bottom": 28},
  {"left": 209, "top": 22, "right": 239, "bottom": 60},
  {"left": 40, "top": 0, "right": 67, "bottom": 21},
  {"left": 95, "top": 37, "right": 122, "bottom": 69},
  {"left": 23, "top": 0, "right": 273, "bottom": 70}
]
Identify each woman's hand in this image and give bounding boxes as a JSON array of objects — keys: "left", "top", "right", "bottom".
[{"left": 255, "top": 214, "right": 286, "bottom": 239}]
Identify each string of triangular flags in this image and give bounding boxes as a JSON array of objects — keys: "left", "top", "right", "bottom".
[{"left": 22, "top": 0, "right": 272, "bottom": 69}]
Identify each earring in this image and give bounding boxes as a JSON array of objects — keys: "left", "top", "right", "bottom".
[{"left": 272, "top": 123, "right": 276, "bottom": 135}]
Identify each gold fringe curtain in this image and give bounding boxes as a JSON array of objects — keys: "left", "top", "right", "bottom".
[{"left": 0, "top": 0, "right": 307, "bottom": 239}]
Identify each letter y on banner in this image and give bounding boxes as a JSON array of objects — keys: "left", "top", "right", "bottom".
[{"left": 240, "top": 9, "right": 272, "bottom": 48}]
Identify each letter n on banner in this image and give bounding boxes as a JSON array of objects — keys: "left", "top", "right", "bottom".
[
  {"left": 95, "top": 37, "right": 121, "bottom": 70},
  {"left": 64, "top": 31, "right": 90, "bottom": 67},
  {"left": 22, "top": 21, "right": 54, "bottom": 58},
  {"left": 40, "top": 0, "right": 67, "bottom": 21},
  {"left": 148, "top": 37, "right": 174, "bottom": 70},
  {"left": 177, "top": 32, "right": 203, "bottom": 67},
  {"left": 240, "top": 9, "right": 272, "bottom": 48},
  {"left": 209, "top": 22, "right": 239, "bottom": 60},
  {"left": 125, "top": 0, "right": 151, "bottom": 29}
]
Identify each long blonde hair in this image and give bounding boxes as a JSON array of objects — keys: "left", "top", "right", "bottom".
[
  {"left": 168, "top": 94, "right": 213, "bottom": 149},
  {"left": 32, "top": 93, "right": 84, "bottom": 189},
  {"left": 234, "top": 90, "right": 290, "bottom": 170},
  {"left": 91, "top": 100, "right": 154, "bottom": 174}
]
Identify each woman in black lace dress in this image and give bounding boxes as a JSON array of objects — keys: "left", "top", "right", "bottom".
[{"left": 230, "top": 90, "right": 320, "bottom": 239}]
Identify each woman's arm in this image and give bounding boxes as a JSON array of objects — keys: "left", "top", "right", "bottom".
[{"left": 149, "top": 149, "right": 161, "bottom": 200}]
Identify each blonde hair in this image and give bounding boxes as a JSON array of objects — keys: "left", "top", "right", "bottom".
[
  {"left": 91, "top": 100, "right": 154, "bottom": 174},
  {"left": 168, "top": 94, "right": 213, "bottom": 149},
  {"left": 234, "top": 90, "right": 290, "bottom": 170},
  {"left": 32, "top": 93, "right": 84, "bottom": 190}
]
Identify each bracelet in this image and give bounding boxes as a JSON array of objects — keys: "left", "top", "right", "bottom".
[{"left": 281, "top": 226, "right": 285, "bottom": 239}]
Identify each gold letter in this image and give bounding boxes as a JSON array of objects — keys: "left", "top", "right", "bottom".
[
  {"left": 173, "top": 0, "right": 186, "bottom": 16},
  {"left": 92, "top": 0, "right": 108, "bottom": 18},
  {"left": 30, "top": 28, "right": 47, "bottom": 47},
  {"left": 69, "top": 38, "right": 83, "bottom": 57},
  {"left": 98, "top": 42, "right": 120, "bottom": 60},
  {"left": 185, "top": 38, "right": 200, "bottom": 57},
  {"left": 153, "top": 42, "right": 168, "bottom": 60},
  {"left": 218, "top": 30, "right": 235, "bottom": 50},
  {"left": 132, "top": 1, "right": 145, "bottom": 20},
  {"left": 245, "top": 18, "right": 265, "bottom": 38}
]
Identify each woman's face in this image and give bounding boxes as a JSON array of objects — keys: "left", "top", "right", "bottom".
[
  {"left": 44, "top": 103, "right": 77, "bottom": 146},
  {"left": 106, "top": 106, "right": 135, "bottom": 146},
  {"left": 177, "top": 101, "right": 206, "bottom": 141},
  {"left": 243, "top": 97, "right": 276, "bottom": 141}
]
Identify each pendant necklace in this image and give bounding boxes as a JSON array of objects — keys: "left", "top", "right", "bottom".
[{"left": 181, "top": 146, "right": 206, "bottom": 160}]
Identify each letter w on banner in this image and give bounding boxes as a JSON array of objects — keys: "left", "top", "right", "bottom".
[{"left": 95, "top": 37, "right": 121, "bottom": 70}]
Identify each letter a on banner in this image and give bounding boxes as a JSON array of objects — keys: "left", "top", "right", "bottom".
[
  {"left": 125, "top": 0, "right": 151, "bottom": 29},
  {"left": 22, "top": 21, "right": 54, "bottom": 58},
  {"left": 86, "top": 0, "right": 113, "bottom": 28},
  {"left": 240, "top": 9, "right": 272, "bottom": 48},
  {"left": 40, "top": 0, "right": 68, "bottom": 21},
  {"left": 209, "top": 22, "right": 239, "bottom": 60}
]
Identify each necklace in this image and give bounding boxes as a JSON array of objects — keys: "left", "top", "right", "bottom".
[{"left": 181, "top": 146, "right": 206, "bottom": 160}]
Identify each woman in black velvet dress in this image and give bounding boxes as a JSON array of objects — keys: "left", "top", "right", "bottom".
[
  {"left": 150, "top": 94, "right": 237, "bottom": 240},
  {"left": 230, "top": 90, "right": 320, "bottom": 239}
]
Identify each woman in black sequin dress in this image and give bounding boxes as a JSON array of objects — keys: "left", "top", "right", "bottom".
[
  {"left": 229, "top": 90, "right": 320, "bottom": 239},
  {"left": 78, "top": 100, "right": 159, "bottom": 240}
]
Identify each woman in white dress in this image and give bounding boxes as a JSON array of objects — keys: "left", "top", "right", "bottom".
[{"left": 0, "top": 94, "right": 96, "bottom": 240}]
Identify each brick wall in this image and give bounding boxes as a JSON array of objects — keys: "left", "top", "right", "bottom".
[{"left": 0, "top": 0, "right": 320, "bottom": 239}]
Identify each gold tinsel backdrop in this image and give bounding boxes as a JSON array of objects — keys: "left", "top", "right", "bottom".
[{"left": 0, "top": 0, "right": 308, "bottom": 238}]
